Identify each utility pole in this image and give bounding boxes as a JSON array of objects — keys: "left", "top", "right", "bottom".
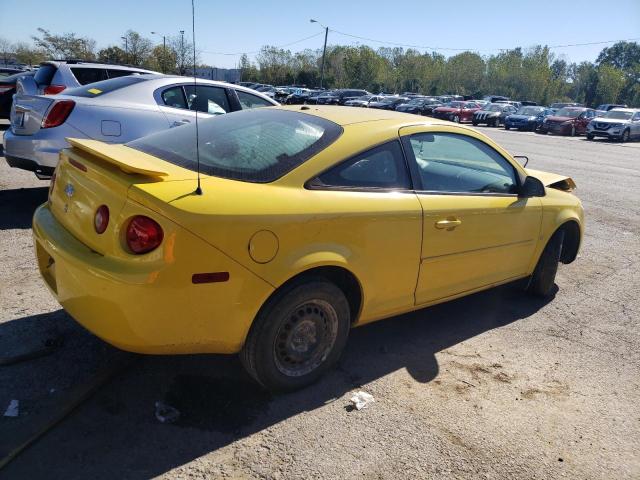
[
  {"left": 151, "top": 32, "right": 167, "bottom": 73},
  {"left": 310, "top": 19, "right": 329, "bottom": 89}
]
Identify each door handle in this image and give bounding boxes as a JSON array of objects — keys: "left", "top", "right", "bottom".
[{"left": 435, "top": 218, "right": 462, "bottom": 230}]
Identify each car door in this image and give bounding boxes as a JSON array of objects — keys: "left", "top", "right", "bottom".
[
  {"left": 306, "top": 139, "right": 423, "bottom": 321},
  {"left": 156, "top": 84, "right": 232, "bottom": 127},
  {"left": 399, "top": 126, "right": 542, "bottom": 305},
  {"left": 576, "top": 110, "right": 594, "bottom": 133}
]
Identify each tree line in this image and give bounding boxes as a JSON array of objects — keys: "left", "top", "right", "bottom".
[
  {"left": 0, "top": 29, "right": 638, "bottom": 107},
  {"left": 242, "top": 41, "right": 639, "bottom": 107}
]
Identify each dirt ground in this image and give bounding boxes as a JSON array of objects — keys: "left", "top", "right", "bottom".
[{"left": 1, "top": 121, "right": 639, "bottom": 479}]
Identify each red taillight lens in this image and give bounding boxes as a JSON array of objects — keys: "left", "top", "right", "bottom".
[
  {"left": 126, "top": 216, "right": 163, "bottom": 254},
  {"left": 48, "top": 172, "right": 57, "bottom": 203},
  {"left": 94, "top": 205, "right": 109, "bottom": 234},
  {"left": 42, "top": 100, "right": 75, "bottom": 129},
  {"left": 43, "top": 85, "right": 66, "bottom": 95}
]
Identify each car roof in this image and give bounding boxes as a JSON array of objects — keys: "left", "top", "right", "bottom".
[
  {"left": 277, "top": 105, "right": 445, "bottom": 126},
  {"left": 41, "top": 60, "right": 156, "bottom": 72}
]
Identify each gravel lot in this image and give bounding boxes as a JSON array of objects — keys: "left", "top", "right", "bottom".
[{"left": 1, "top": 121, "right": 639, "bottom": 480}]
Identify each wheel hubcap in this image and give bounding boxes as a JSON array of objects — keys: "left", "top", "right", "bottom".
[{"left": 273, "top": 300, "right": 339, "bottom": 377}]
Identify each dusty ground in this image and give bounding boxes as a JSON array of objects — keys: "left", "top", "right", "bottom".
[{"left": 0, "top": 121, "right": 639, "bottom": 479}]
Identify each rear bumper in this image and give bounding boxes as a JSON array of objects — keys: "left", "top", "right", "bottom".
[
  {"left": 5, "top": 154, "right": 55, "bottom": 177},
  {"left": 32, "top": 203, "right": 274, "bottom": 355},
  {"left": 3, "top": 128, "right": 74, "bottom": 170}
]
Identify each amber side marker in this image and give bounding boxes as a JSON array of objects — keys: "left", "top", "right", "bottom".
[
  {"left": 192, "top": 272, "right": 230, "bottom": 284},
  {"left": 69, "top": 158, "right": 87, "bottom": 172}
]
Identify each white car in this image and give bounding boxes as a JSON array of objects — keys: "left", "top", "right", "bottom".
[
  {"left": 586, "top": 108, "right": 640, "bottom": 142},
  {"left": 16, "top": 60, "right": 158, "bottom": 96},
  {"left": 4, "top": 75, "right": 278, "bottom": 178}
]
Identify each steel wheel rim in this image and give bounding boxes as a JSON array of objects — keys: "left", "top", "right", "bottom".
[{"left": 273, "top": 299, "right": 339, "bottom": 377}]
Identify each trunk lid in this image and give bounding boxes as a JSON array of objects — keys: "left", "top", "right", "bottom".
[
  {"left": 10, "top": 94, "right": 54, "bottom": 135},
  {"left": 48, "top": 139, "right": 195, "bottom": 255}
]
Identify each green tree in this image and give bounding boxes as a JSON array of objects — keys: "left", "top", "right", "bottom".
[
  {"left": 13, "top": 42, "right": 47, "bottom": 66},
  {"left": 31, "top": 28, "right": 95, "bottom": 59},
  {"left": 121, "top": 30, "right": 153, "bottom": 66},
  {"left": 594, "top": 65, "right": 626, "bottom": 105},
  {"left": 97, "top": 46, "right": 127, "bottom": 65}
]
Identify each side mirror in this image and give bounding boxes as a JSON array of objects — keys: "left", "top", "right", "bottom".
[{"left": 519, "top": 176, "right": 545, "bottom": 197}]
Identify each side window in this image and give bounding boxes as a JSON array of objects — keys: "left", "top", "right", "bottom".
[
  {"left": 408, "top": 132, "right": 518, "bottom": 194},
  {"left": 312, "top": 141, "right": 410, "bottom": 190},
  {"left": 161, "top": 86, "right": 188, "bottom": 109},
  {"left": 107, "top": 69, "right": 139, "bottom": 79},
  {"left": 633, "top": 112, "right": 640, "bottom": 121},
  {"left": 184, "top": 85, "right": 230, "bottom": 114},
  {"left": 236, "top": 90, "right": 274, "bottom": 110},
  {"left": 71, "top": 68, "right": 108, "bottom": 85}
]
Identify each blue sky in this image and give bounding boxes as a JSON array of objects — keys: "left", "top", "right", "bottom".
[{"left": 1, "top": 0, "right": 639, "bottom": 68}]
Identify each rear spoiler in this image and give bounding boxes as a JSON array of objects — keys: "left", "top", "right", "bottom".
[{"left": 65, "top": 138, "right": 169, "bottom": 177}]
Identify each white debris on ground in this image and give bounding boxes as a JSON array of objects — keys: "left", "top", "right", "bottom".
[
  {"left": 4, "top": 399, "right": 19, "bottom": 417},
  {"left": 349, "top": 391, "right": 375, "bottom": 411},
  {"left": 154, "top": 401, "right": 181, "bottom": 424}
]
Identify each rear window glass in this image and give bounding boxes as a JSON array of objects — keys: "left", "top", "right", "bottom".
[
  {"left": 71, "top": 67, "right": 108, "bottom": 85},
  {"left": 34, "top": 64, "right": 57, "bottom": 86},
  {"left": 127, "top": 109, "right": 343, "bottom": 183},
  {"left": 62, "top": 76, "right": 149, "bottom": 97}
]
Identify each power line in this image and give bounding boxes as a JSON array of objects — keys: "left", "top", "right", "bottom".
[{"left": 200, "top": 31, "right": 324, "bottom": 56}]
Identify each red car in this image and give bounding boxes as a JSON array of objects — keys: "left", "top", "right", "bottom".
[
  {"left": 432, "top": 101, "right": 482, "bottom": 123},
  {"left": 539, "top": 107, "right": 596, "bottom": 136}
]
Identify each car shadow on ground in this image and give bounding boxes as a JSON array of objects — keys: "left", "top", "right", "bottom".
[
  {"left": 0, "top": 187, "right": 48, "bottom": 229},
  {"left": 0, "top": 282, "right": 556, "bottom": 479}
]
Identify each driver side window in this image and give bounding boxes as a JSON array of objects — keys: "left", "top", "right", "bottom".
[{"left": 408, "top": 132, "right": 518, "bottom": 194}]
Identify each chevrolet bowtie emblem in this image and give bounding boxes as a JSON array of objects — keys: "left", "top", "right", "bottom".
[{"left": 64, "top": 183, "right": 74, "bottom": 198}]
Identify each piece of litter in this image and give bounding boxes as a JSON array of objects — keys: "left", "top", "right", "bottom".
[
  {"left": 349, "top": 391, "right": 374, "bottom": 410},
  {"left": 155, "top": 401, "right": 180, "bottom": 424},
  {"left": 4, "top": 399, "right": 19, "bottom": 417}
]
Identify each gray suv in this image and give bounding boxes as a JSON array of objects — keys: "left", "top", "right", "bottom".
[
  {"left": 586, "top": 108, "right": 640, "bottom": 142},
  {"left": 16, "top": 60, "right": 158, "bottom": 96}
]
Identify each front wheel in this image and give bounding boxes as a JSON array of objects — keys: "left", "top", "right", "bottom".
[
  {"left": 493, "top": 117, "right": 501, "bottom": 127},
  {"left": 526, "top": 230, "right": 564, "bottom": 297},
  {"left": 586, "top": 133, "right": 594, "bottom": 140},
  {"left": 621, "top": 129, "right": 630, "bottom": 143},
  {"left": 570, "top": 125, "right": 576, "bottom": 137},
  {"left": 240, "top": 279, "right": 351, "bottom": 392},
  {"left": 504, "top": 125, "right": 510, "bottom": 130},
  {"left": 452, "top": 115, "right": 460, "bottom": 123}
]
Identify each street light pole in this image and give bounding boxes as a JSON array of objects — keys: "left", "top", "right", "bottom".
[
  {"left": 179, "top": 30, "right": 185, "bottom": 75},
  {"left": 121, "top": 36, "right": 128, "bottom": 64},
  {"left": 310, "top": 19, "right": 329, "bottom": 89},
  {"left": 151, "top": 31, "right": 167, "bottom": 73}
]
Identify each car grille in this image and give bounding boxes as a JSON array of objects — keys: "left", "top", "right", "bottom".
[{"left": 594, "top": 122, "right": 610, "bottom": 130}]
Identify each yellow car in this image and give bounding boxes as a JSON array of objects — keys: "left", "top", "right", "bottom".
[{"left": 33, "top": 105, "right": 583, "bottom": 391}]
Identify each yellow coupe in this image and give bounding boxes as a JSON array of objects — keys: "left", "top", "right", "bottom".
[{"left": 33, "top": 106, "right": 583, "bottom": 391}]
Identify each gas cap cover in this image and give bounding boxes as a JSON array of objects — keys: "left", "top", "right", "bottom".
[{"left": 248, "top": 230, "right": 279, "bottom": 263}]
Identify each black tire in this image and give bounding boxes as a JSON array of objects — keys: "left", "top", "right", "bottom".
[
  {"left": 453, "top": 115, "right": 460, "bottom": 123},
  {"left": 621, "top": 129, "right": 630, "bottom": 143},
  {"left": 240, "top": 279, "right": 351, "bottom": 392},
  {"left": 472, "top": 121, "right": 478, "bottom": 126},
  {"left": 494, "top": 117, "right": 500, "bottom": 127},
  {"left": 586, "top": 133, "right": 594, "bottom": 140},
  {"left": 569, "top": 125, "right": 576, "bottom": 137},
  {"left": 504, "top": 125, "right": 510, "bottom": 130},
  {"left": 526, "top": 230, "right": 565, "bottom": 297}
]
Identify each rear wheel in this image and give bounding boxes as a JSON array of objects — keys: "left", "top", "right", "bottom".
[
  {"left": 494, "top": 117, "right": 501, "bottom": 127},
  {"left": 526, "top": 230, "right": 565, "bottom": 297},
  {"left": 453, "top": 115, "right": 460, "bottom": 123},
  {"left": 472, "top": 121, "right": 478, "bottom": 126},
  {"left": 240, "top": 279, "right": 350, "bottom": 392}
]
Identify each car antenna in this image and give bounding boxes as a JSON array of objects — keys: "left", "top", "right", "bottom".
[{"left": 191, "top": 0, "right": 203, "bottom": 195}]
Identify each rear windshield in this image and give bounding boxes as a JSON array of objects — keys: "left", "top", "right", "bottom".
[
  {"left": 62, "top": 76, "right": 149, "bottom": 97},
  {"left": 127, "top": 109, "right": 343, "bottom": 183},
  {"left": 34, "top": 64, "right": 57, "bottom": 86}
]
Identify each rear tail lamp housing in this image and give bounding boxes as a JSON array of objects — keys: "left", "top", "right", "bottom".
[
  {"left": 42, "top": 100, "right": 75, "bottom": 129},
  {"left": 43, "top": 84, "right": 66, "bottom": 95},
  {"left": 125, "top": 216, "right": 164, "bottom": 254},
  {"left": 94, "top": 205, "right": 109, "bottom": 234}
]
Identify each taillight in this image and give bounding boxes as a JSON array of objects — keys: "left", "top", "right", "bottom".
[
  {"left": 126, "top": 216, "right": 164, "bottom": 254},
  {"left": 94, "top": 205, "right": 109, "bottom": 234},
  {"left": 48, "top": 172, "right": 57, "bottom": 203},
  {"left": 43, "top": 85, "right": 66, "bottom": 95},
  {"left": 0, "top": 86, "right": 12, "bottom": 94},
  {"left": 42, "top": 100, "right": 75, "bottom": 129}
]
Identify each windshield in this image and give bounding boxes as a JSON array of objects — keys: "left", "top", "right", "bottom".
[
  {"left": 127, "top": 109, "right": 343, "bottom": 183},
  {"left": 603, "top": 110, "right": 633, "bottom": 120},
  {"left": 517, "top": 106, "right": 544, "bottom": 115},
  {"left": 554, "top": 108, "right": 582, "bottom": 118},
  {"left": 408, "top": 98, "right": 424, "bottom": 105},
  {"left": 482, "top": 104, "right": 504, "bottom": 112},
  {"left": 445, "top": 101, "right": 464, "bottom": 108}
]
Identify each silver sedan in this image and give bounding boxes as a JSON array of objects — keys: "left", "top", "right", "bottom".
[{"left": 4, "top": 75, "right": 278, "bottom": 178}]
